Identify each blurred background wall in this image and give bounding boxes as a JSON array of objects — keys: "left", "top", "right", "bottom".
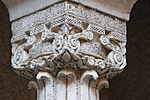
[{"left": 0, "top": 1, "right": 35, "bottom": 100}]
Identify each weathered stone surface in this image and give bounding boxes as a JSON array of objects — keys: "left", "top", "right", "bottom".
[
  {"left": 11, "top": 1, "right": 127, "bottom": 78},
  {"left": 3, "top": 0, "right": 150, "bottom": 100},
  {"left": 10, "top": 1, "right": 127, "bottom": 100},
  {"left": 0, "top": 0, "right": 150, "bottom": 100},
  {"left": 2, "top": 0, "right": 137, "bottom": 20}
]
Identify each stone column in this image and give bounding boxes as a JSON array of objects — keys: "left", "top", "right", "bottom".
[{"left": 5, "top": 0, "right": 137, "bottom": 100}]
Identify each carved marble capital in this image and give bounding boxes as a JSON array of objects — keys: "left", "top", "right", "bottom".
[{"left": 11, "top": 1, "right": 127, "bottom": 100}]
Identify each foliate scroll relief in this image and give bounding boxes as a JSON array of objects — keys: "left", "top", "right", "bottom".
[{"left": 11, "top": 1, "right": 127, "bottom": 80}]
